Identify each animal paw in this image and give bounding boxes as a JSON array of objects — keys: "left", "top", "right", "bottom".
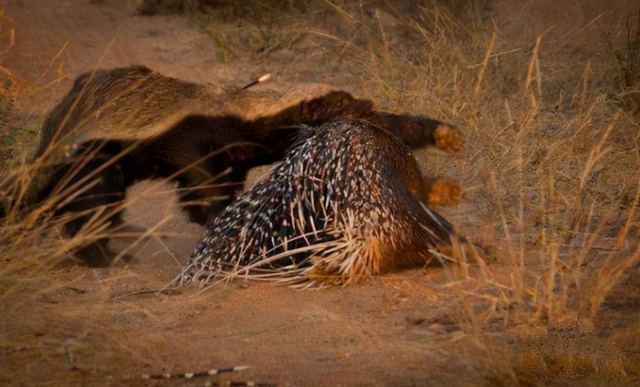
[
  {"left": 427, "top": 179, "right": 465, "bottom": 207},
  {"left": 434, "top": 124, "right": 464, "bottom": 153}
]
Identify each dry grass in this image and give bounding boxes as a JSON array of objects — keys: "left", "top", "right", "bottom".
[{"left": 2, "top": 0, "right": 640, "bottom": 386}]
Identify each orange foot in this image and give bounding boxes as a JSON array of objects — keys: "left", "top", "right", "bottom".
[
  {"left": 427, "top": 179, "right": 465, "bottom": 207},
  {"left": 434, "top": 124, "right": 465, "bottom": 153}
]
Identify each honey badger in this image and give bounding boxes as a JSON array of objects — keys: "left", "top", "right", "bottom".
[{"left": 23, "top": 65, "right": 373, "bottom": 266}]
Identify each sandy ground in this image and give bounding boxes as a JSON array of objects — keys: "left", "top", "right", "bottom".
[{"left": 2, "top": 1, "right": 640, "bottom": 386}]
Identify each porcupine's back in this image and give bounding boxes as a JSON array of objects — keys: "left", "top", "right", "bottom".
[{"left": 175, "top": 120, "right": 458, "bottom": 287}]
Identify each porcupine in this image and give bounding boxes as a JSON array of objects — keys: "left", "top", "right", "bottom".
[
  {"left": 175, "top": 116, "right": 465, "bottom": 287},
  {"left": 11, "top": 65, "right": 373, "bottom": 267}
]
